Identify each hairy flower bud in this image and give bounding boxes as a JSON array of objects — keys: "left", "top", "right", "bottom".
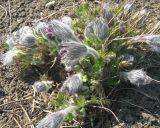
[
  {"left": 19, "top": 35, "right": 36, "bottom": 47},
  {"left": 32, "top": 81, "right": 52, "bottom": 92},
  {"left": 59, "top": 41, "right": 99, "bottom": 71},
  {"left": 19, "top": 26, "right": 36, "bottom": 47},
  {"left": 61, "top": 73, "right": 83, "bottom": 95},
  {"left": 84, "top": 21, "right": 94, "bottom": 39},
  {"left": 35, "top": 22, "right": 55, "bottom": 40},
  {"left": 36, "top": 106, "right": 77, "bottom": 128},
  {"left": 131, "top": 35, "right": 160, "bottom": 52},
  {"left": 6, "top": 26, "right": 36, "bottom": 48},
  {"left": 120, "top": 69, "right": 152, "bottom": 86},
  {"left": 49, "top": 20, "right": 79, "bottom": 42},
  {"left": 1, "top": 49, "right": 24, "bottom": 65},
  {"left": 93, "top": 17, "right": 109, "bottom": 41},
  {"left": 102, "top": 3, "right": 114, "bottom": 23}
]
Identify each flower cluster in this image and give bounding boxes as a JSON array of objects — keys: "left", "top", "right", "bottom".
[{"left": 1, "top": 1, "right": 160, "bottom": 127}]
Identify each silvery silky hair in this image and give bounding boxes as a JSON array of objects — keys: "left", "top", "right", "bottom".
[
  {"left": 18, "top": 26, "right": 36, "bottom": 47},
  {"left": 120, "top": 69, "right": 152, "bottom": 86},
  {"left": 93, "top": 17, "right": 109, "bottom": 41},
  {"left": 36, "top": 106, "right": 77, "bottom": 128},
  {"left": 34, "top": 21, "right": 55, "bottom": 40},
  {"left": 6, "top": 26, "right": 36, "bottom": 48},
  {"left": 61, "top": 72, "right": 83, "bottom": 95},
  {"left": 6, "top": 31, "right": 19, "bottom": 49},
  {"left": 32, "top": 81, "right": 52, "bottom": 92},
  {"left": 36, "top": 111, "right": 64, "bottom": 128},
  {"left": 59, "top": 41, "right": 99, "bottom": 71},
  {"left": 131, "top": 35, "right": 160, "bottom": 52},
  {"left": 59, "top": 41, "right": 88, "bottom": 71},
  {"left": 102, "top": 3, "right": 114, "bottom": 22},
  {"left": 1, "top": 49, "right": 24, "bottom": 65},
  {"left": 19, "top": 26, "right": 34, "bottom": 36},
  {"left": 120, "top": 54, "right": 134, "bottom": 66},
  {"left": 61, "top": 16, "right": 73, "bottom": 27},
  {"left": 49, "top": 20, "right": 79, "bottom": 42},
  {"left": 142, "top": 35, "right": 160, "bottom": 52},
  {"left": 84, "top": 21, "right": 94, "bottom": 39},
  {"left": 19, "top": 35, "right": 36, "bottom": 47}
]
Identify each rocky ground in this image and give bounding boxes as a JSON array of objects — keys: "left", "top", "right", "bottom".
[{"left": 0, "top": 0, "right": 160, "bottom": 128}]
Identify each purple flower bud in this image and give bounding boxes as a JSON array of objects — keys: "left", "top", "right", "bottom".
[
  {"left": 36, "top": 106, "right": 77, "bottom": 128},
  {"left": 59, "top": 41, "right": 99, "bottom": 71},
  {"left": 49, "top": 20, "right": 79, "bottom": 42},
  {"left": 93, "top": 17, "right": 109, "bottom": 41},
  {"left": 61, "top": 73, "right": 82, "bottom": 95},
  {"left": 32, "top": 81, "right": 52, "bottom": 92},
  {"left": 35, "top": 22, "right": 55, "bottom": 40},
  {"left": 120, "top": 69, "right": 152, "bottom": 86}
]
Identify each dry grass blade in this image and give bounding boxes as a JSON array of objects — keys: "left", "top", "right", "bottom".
[
  {"left": 90, "top": 105, "right": 120, "bottom": 123},
  {"left": 0, "top": 5, "right": 8, "bottom": 24},
  {"left": 31, "top": 91, "right": 36, "bottom": 112},
  {"left": 8, "top": 0, "right": 12, "bottom": 34},
  {"left": 150, "top": 21, "right": 160, "bottom": 34},
  {"left": 0, "top": 97, "right": 32, "bottom": 107},
  {"left": 13, "top": 117, "right": 23, "bottom": 128},
  {"left": 20, "top": 104, "right": 32, "bottom": 125}
]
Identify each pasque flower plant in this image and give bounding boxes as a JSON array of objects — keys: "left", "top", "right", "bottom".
[{"left": 1, "top": 1, "right": 160, "bottom": 127}]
